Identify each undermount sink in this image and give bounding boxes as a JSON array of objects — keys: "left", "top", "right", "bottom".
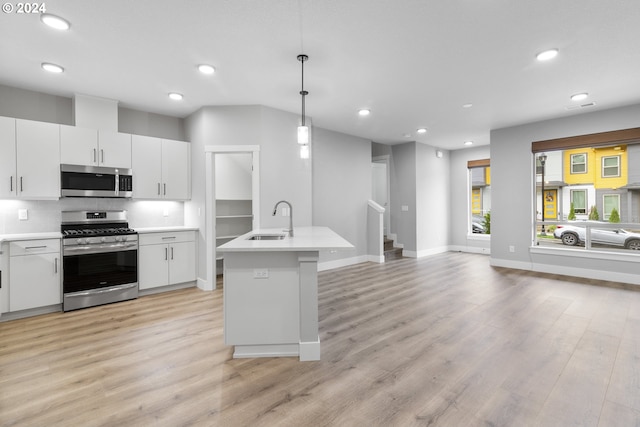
[{"left": 246, "top": 234, "right": 286, "bottom": 241}]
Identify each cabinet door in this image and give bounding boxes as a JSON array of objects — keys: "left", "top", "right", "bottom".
[
  {"left": 0, "top": 116, "right": 16, "bottom": 198},
  {"left": 169, "top": 241, "right": 196, "bottom": 285},
  {"left": 9, "top": 252, "right": 61, "bottom": 311},
  {"left": 162, "top": 139, "right": 190, "bottom": 200},
  {"left": 16, "top": 119, "right": 60, "bottom": 199},
  {"left": 60, "top": 125, "right": 98, "bottom": 166},
  {"left": 99, "top": 131, "right": 131, "bottom": 168},
  {"left": 138, "top": 244, "right": 169, "bottom": 289},
  {"left": 132, "top": 134, "right": 162, "bottom": 199}
]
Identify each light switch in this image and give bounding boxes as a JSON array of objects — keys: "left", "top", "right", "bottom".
[
  {"left": 401, "top": 205, "right": 409, "bottom": 212},
  {"left": 18, "top": 209, "right": 28, "bottom": 220}
]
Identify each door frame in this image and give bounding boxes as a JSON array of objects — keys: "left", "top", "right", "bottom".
[
  {"left": 204, "top": 145, "right": 260, "bottom": 290},
  {"left": 372, "top": 155, "right": 391, "bottom": 236}
]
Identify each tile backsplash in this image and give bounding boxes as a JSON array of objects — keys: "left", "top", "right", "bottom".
[{"left": 0, "top": 198, "right": 184, "bottom": 234}]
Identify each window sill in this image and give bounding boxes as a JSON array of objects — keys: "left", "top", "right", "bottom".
[
  {"left": 467, "top": 233, "right": 490, "bottom": 241},
  {"left": 530, "top": 245, "right": 640, "bottom": 262}
]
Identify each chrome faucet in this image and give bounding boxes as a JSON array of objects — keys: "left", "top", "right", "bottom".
[{"left": 272, "top": 200, "right": 293, "bottom": 237}]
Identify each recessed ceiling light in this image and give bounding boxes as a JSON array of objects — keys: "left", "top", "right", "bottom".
[
  {"left": 198, "top": 64, "right": 215, "bottom": 75},
  {"left": 536, "top": 48, "right": 559, "bottom": 61},
  {"left": 168, "top": 92, "right": 183, "bottom": 101},
  {"left": 417, "top": 128, "right": 427, "bottom": 134},
  {"left": 462, "top": 103, "right": 473, "bottom": 109},
  {"left": 41, "top": 62, "right": 64, "bottom": 73},
  {"left": 403, "top": 133, "right": 411, "bottom": 138},
  {"left": 40, "top": 13, "right": 71, "bottom": 30},
  {"left": 570, "top": 92, "right": 588, "bottom": 101},
  {"left": 358, "top": 109, "right": 371, "bottom": 116},
  {"left": 464, "top": 140, "right": 474, "bottom": 146}
]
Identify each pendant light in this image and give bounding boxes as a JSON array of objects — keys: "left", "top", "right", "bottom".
[{"left": 297, "top": 54, "right": 309, "bottom": 145}]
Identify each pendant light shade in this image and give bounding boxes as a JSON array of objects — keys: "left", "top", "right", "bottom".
[
  {"left": 297, "top": 54, "right": 310, "bottom": 147},
  {"left": 297, "top": 125, "right": 309, "bottom": 145}
]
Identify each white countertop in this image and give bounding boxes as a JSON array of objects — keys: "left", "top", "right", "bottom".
[
  {"left": 217, "top": 226, "right": 354, "bottom": 252},
  {"left": 134, "top": 226, "right": 199, "bottom": 233},
  {"left": 0, "top": 232, "right": 63, "bottom": 243}
]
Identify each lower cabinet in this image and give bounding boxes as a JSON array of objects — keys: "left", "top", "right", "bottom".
[
  {"left": 9, "top": 239, "right": 61, "bottom": 311},
  {"left": 139, "top": 231, "right": 196, "bottom": 290}
]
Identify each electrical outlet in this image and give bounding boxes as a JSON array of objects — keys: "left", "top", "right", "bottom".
[
  {"left": 401, "top": 205, "right": 409, "bottom": 212},
  {"left": 18, "top": 209, "right": 28, "bottom": 220},
  {"left": 253, "top": 269, "right": 269, "bottom": 279},
  {"left": 509, "top": 245, "right": 515, "bottom": 253},
  {"left": 163, "top": 208, "right": 169, "bottom": 217}
]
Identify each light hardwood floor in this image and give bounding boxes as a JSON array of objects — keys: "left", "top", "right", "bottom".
[{"left": 1, "top": 252, "right": 640, "bottom": 426}]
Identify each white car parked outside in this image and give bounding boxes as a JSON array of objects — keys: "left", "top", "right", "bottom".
[{"left": 553, "top": 222, "right": 640, "bottom": 250}]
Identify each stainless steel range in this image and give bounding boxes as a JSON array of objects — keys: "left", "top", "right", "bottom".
[{"left": 61, "top": 210, "right": 138, "bottom": 312}]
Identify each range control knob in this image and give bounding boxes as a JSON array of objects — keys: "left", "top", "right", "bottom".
[
  {"left": 77, "top": 238, "right": 86, "bottom": 245},
  {"left": 101, "top": 237, "right": 107, "bottom": 243},
  {"left": 115, "top": 236, "right": 122, "bottom": 242}
]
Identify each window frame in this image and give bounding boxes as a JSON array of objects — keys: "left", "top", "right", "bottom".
[
  {"left": 570, "top": 189, "right": 587, "bottom": 215},
  {"left": 601, "top": 155, "right": 620, "bottom": 178},
  {"left": 570, "top": 153, "right": 587, "bottom": 174},
  {"left": 603, "top": 194, "right": 620, "bottom": 220}
]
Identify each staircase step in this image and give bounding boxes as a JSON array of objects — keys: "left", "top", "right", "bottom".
[{"left": 384, "top": 247, "right": 403, "bottom": 260}]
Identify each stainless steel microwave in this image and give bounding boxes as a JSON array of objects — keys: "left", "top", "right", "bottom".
[{"left": 61, "top": 164, "right": 133, "bottom": 198}]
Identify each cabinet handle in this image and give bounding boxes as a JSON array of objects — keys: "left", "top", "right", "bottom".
[
  {"left": 161, "top": 236, "right": 176, "bottom": 240},
  {"left": 165, "top": 247, "right": 168, "bottom": 260},
  {"left": 25, "top": 245, "right": 47, "bottom": 250},
  {"left": 157, "top": 183, "right": 161, "bottom": 195},
  {"left": 171, "top": 247, "right": 174, "bottom": 260},
  {"left": 93, "top": 148, "right": 97, "bottom": 163},
  {"left": 54, "top": 257, "right": 58, "bottom": 274},
  {"left": 163, "top": 183, "right": 167, "bottom": 196},
  {"left": 101, "top": 149, "right": 104, "bottom": 164},
  {"left": 9, "top": 176, "right": 13, "bottom": 192},
  {"left": 20, "top": 176, "right": 23, "bottom": 192}
]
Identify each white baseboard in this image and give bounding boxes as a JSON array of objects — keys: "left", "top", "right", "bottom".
[
  {"left": 318, "top": 255, "right": 368, "bottom": 271},
  {"left": 299, "top": 337, "right": 321, "bottom": 361},
  {"left": 368, "top": 255, "right": 385, "bottom": 263},
  {"left": 490, "top": 258, "right": 534, "bottom": 271},
  {"left": 531, "top": 263, "right": 640, "bottom": 286},
  {"left": 449, "top": 245, "right": 491, "bottom": 255},
  {"left": 197, "top": 277, "right": 213, "bottom": 291}
]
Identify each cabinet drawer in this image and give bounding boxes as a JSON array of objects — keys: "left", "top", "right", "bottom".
[
  {"left": 139, "top": 231, "right": 195, "bottom": 246},
  {"left": 10, "top": 239, "right": 60, "bottom": 256}
]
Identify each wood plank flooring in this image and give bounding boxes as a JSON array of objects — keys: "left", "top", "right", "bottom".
[{"left": 1, "top": 252, "right": 640, "bottom": 426}]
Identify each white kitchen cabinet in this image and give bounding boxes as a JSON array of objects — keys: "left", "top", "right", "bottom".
[
  {"left": 0, "top": 118, "right": 60, "bottom": 199},
  {"left": 9, "top": 239, "right": 61, "bottom": 311},
  {"left": 15, "top": 119, "right": 60, "bottom": 199},
  {"left": 132, "top": 135, "right": 190, "bottom": 200},
  {"left": 138, "top": 231, "right": 196, "bottom": 290},
  {"left": 60, "top": 125, "right": 132, "bottom": 168},
  {"left": 0, "top": 116, "right": 17, "bottom": 199}
]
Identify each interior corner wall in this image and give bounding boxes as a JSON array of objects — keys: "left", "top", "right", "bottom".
[
  {"left": 312, "top": 127, "right": 371, "bottom": 264},
  {"left": 491, "top": 102, "right": 640, "bottom": 282},
  {"left": 118, "top": 107, "right": 186, "bottom": 141},
  {"left": 449, "top": 145, "right": 491, "bottom": 252},
  {"left": 390, "top": 142, "right": 417, "bottom": 253},
  {"left": 0, "top": 84, "right": 73, "bottom": 124},
  {"left": 415, "top": 143, "right": 450, "bottom": 256}
]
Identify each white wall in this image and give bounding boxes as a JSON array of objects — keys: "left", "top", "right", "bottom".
[{"left": 491, "top": 103, "right": 640, "bottom": 284}]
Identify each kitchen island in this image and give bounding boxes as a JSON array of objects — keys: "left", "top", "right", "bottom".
[{"left": 217, "top": 226, "right": 353, "bottom": 361}]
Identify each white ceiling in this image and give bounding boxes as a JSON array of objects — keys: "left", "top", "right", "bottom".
[{"left": 2, "top": 0, "right": 640, "bottom": 150}]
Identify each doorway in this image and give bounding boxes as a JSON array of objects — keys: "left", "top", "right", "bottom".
[{"left": 372, "top": 156, "right": 390, "bottom": 236}]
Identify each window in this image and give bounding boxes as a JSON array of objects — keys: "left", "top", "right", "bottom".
[
  {"left": 570, "top": 189, "right": 587, "bottom": 214},
  {"left": 603, "top": 194, "right": 620, "bottom": 220},
  {"left": 570, "top": 153, "right": 587, "bottom": 174},
  {"left": 602, "top": 155, "right": 620, "bottom": 177},
  {"left": 467, "top": 159, "right": 490, "bottom": 235}
]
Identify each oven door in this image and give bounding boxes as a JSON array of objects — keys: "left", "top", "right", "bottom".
[{"left": 63, "top": 248, "right": 138, "bottom": 311}]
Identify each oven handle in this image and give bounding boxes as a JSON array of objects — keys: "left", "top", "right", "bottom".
[
  {"left": 63, "top": 242, "right": 138, "bottom": 255},
  {"left": 65, "top": 282, "right": 138, "bottom": 298}
]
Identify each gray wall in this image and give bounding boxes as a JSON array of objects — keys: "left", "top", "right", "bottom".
[
  {"left": 0, "top": 84, "right": 73, "bottom": 125},
  {"left": 491, "top": 102, "right": 640, "bottom": 282},
  {"left": 415, "top": 143, "right": 450, "bottom": 255},
  {"left": 449, "top": 145, "right": 491, "bottom": 252},
  {"left": 390, "top": 142, "right": 417, "bottom": 252},
  {"left": 312, "top": 127, "right": 370, "bottom": 263}
]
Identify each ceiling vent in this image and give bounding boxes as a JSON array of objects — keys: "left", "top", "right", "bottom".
[{"left": 565, "top": 102, "right": 597, "bottom": 111}]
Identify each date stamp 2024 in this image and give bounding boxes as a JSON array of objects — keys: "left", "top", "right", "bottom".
[{"left": 2, "top": 2, "right": 47, "bottom": 14}]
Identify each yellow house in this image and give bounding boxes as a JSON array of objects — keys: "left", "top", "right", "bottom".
[{"left": 564, "top": 146, "right": 627, "bottom": 189}]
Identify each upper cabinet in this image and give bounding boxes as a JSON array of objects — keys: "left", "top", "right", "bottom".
[
  {"left": 0, "top": 118, "right": 60, "bottom": 200},
  {"left": 131, "top": 135, "right": 190, "bottom": 200},
  {"left": 60, "top": 125, "right": 131, "bottom": 169}
]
